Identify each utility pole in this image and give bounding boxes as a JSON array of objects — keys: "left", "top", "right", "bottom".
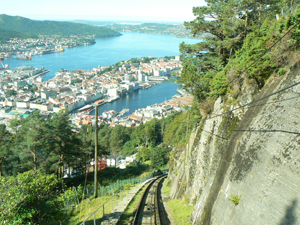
[{"left": 94, "top": 105, "right": 98, "bottom": 198}]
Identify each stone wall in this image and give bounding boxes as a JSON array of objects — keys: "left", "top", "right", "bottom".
[{"left": 168, "top": 64, "right": 300, "bottom": 224}]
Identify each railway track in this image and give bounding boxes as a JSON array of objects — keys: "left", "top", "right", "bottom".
[{"left": 130, "top": 175, "right": 169, "bottom": 225}]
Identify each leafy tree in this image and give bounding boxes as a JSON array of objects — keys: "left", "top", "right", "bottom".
[
  {"left": 150, "top": 145, "right": 169, "bottom": 168},
  {"left": 285, "top": 8, "right": 300, "bottom": 44},
  {"left": 131, "top": 123, "right": 146, "bottom": 146},
  {"left": 140, "top": 146, "right": 151, "bottom": 162},
  {"left": 0, "top": 124, "right": 10, "bottom": 177},
  {"left": 130, "top": 58, "right": 139, "bottom": 63},
  {"left": 47, "top": 111, "right": 81, "bottom": 179},
  {"left": 143, "top": 118, "right": 162, "bottom": 146},
  {"left": 18, "top": 85, "right": 25, "bottom": 90},
  {"left": 14, "top": 111, "right": 48, "bottom": 172},
  {"left": 98, "top": 124, "right": 112, "bottom": 153},
  {"left": 179, "top": 0, "right": 281, "bottom": 101},
  {"left": 229, "top": 20, "right": 277, "bottom": 86},
  {"left": 76, "top": 126, "right": 94, "bottom": 175},
  {"left": 142, "top": 57, "right": 151, "bottom": 63},
  {"left": 0, "top": 170, "right": 68, "bottom": 224},
  {"left": 109, "top": 125, "right": 126, "bottom": 167},
  {"left": 30, "top": 85, "right": 38, "bottom": 93},
  {"left": 7, "top": 89, "right": 16, "bottom": 96},
  {"left": 121, "top": 140, "right": 137, "bottom": 157}
]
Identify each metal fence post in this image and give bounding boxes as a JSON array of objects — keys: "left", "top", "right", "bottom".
[
  {"left": 103, "top": 204, "right": 105, "bottom": 217},
  {"left": 93, "top": 214, "right": 96, "bottom": 225},
  {"left": 74, "top": 187, "right": 80, "bottom": 205}
]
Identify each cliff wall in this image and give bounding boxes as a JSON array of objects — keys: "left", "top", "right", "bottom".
[{"left": 168, "top": 64, "right": 300, "bottom": 224}]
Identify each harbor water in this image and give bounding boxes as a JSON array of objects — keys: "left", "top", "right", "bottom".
[{"left": 2, "top": 32, "right": 200, "bottom": 115}]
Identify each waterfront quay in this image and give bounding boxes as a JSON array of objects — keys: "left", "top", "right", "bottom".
[
  {"left": 0, "top": 56, "right": 191, "bottom": 129},
  {"left": 0, "top": 35, "right": 94, "bottom": 59},
  {"left": 69, "top": 91, "right": 193, "bottom": 129}
]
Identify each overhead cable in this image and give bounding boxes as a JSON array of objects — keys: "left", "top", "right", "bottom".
[{"left": 208, "top": 81, "right": 300, "bottom": 119}]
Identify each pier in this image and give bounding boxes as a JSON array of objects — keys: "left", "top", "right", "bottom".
[{"left": 117, "top": 109, "right": 129, "bottom": 117}]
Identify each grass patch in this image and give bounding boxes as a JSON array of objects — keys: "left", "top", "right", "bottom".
[
  {"left": 164, "top": 179, "right": 171, "bottom": 198},
  {"left": 144, "top": 160, "right": 151, "bottom": 165},
  {"left": 164, "top": 180, "right": 194, "bottom": 225},
  {"left": 159, "top": 163, "right": 169, "bottom": 171},
  {"left": 117, "top": 185, "right": 148, "bottom": 225},
  {"left": 69, "top": 195, "right": 112, "bottom": 225},
  {"left": 67, "top": 168, "right": 154, "bottom": 224},
  {"left": 229, "top": 194, "right": 241, "bottom": 206},
  {"left": 69, "top": 182, "right": 142, "bottom": 225}
]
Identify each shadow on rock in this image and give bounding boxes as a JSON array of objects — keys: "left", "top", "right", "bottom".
[{"left": 279, "top": 199, "right": 298, "bottom": 225}]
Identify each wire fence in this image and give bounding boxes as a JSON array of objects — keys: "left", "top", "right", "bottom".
[
  {"left": 74, "top": 175, "right": 151, "bottom": 225},
  {"left": 63, "top": 176, "right": 151, "bottom": 209}
]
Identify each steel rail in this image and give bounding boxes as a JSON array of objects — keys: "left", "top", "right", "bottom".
[{"left": 130, "top": 175, "right": 167, "bottom": 225}]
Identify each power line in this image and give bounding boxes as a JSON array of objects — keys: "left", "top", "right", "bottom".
[
  {"left": 200, "top": 128, "right": 300, "bottom": 141},
  {"left": 233, "top": 129, "right": 300, "bottom": 135},
  {"left": 185, "top": 21, "right": 300, "bottom": 138},
  {"left": 183, "top": 95, "right": 300, "bottom": 139},
  {"left": 208, "top": 81, "right": 300, "bottom": 120},
  {"left": 244, "top": 95, "right": 300, "bottom": 108},
  {"left": 200, "top": 128, "right": 228, "bottom": 140},
  {"left": 201, "top": 18, "right": 300, "bottom": 120},
  {"left": 206, "top": 17, "right": 300, "bottom": 118}
]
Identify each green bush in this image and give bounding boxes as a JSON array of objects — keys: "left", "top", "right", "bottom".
[
  {"left": 229, "top": 194, "right": 241, "bottom": 205},
  {"left": 278, "top": 68, "right": 286, "bottom": 75}
]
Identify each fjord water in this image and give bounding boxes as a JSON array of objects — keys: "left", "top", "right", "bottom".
[{"left": 3, "top": 32, "right": 200, "bottom": 114}]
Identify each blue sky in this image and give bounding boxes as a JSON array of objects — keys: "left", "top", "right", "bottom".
[{"left": 1, "top": 0, "right": 206, "bottom": 22}]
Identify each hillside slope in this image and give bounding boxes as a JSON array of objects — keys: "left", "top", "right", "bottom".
[
  {"left": 0, "top": 28, "right": 38, "bottom": 42},
  {"left": 168, "top": 62, "right": 300, "bottom": 224},
  {"left": 0, "top": 14, "right": 121, "bottom": 37}
]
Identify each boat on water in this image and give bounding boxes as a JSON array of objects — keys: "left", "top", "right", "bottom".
[
  {"left": 41, "top": 50, "right": 53, "bottom": 55},
  {"left": 94, "top": 99, "right": 105, "bottom": 106},
  {"left": 78, "top": 104, "right": 93, "bottom": 112},
  {"left": 107, "top": 96, "right": 120, "bottom": 102},
  {"left": 0, "top": 57, "right": 4, "bottom": 61},
  {"left": 12, "top": 55, "right": 32, "bottom": 60},
  {"left": 0, "top": 62, "right": 8, "bottom": 70}
]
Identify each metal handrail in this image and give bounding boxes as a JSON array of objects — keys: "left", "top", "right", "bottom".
[
  {"left": 81, "top": 196, "right": 113, "bottom": 225},
  {"left": 80, "top": 175, "right": 151, "bottom": 225}
]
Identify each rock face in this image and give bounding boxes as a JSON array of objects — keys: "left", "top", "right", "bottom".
[{"left": 168, "top": 65, "right": 300, "bottom": 224}]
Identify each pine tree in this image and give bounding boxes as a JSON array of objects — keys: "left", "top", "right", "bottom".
[{"left": 0, "top": 124, "right": 10, "bottom": 177}]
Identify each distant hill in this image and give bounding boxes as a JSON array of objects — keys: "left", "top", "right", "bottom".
[
  {"left": 0, "top": 14, "right": 121, "bottom": 37},
  {"left": 0, "top": 28, "right": 38, "bottom": 43}
]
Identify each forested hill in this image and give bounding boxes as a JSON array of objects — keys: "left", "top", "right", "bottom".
[
  {"left": 0, "top": 14, "right": 121, "bottom": 37},
  {"left": 0, "top": 28, "right": 38, "bottom": 43}
]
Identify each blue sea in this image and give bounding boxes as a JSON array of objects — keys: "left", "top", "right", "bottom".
[{"left": 2, "top": 32, "right": 200, "bottom": 115}]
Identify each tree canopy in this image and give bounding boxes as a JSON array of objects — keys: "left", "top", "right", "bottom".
[{"left": 178, "top": 0, "right": 298, "bottom": 102}]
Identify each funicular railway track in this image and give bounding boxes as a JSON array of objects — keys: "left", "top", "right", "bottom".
[{"left": 130, "top": 175, "right": 168, "bottom": 225}]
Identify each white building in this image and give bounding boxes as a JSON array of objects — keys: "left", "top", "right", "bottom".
[
  {"left": 153, "top": 69, "right": 162, "bottom": 76},
  {"left": 107, "top": 88, "right": 118, "bottom": 97},
  {"left": 138, "top": 70, "right": 144, "bottom": 82},
  {"left": 36, "top": 76, "right": 43, "bottom": 83},
  {"left": 102, "top": 110, "right": 117, "bottom": 119},
  {"left": 16, "top": 101, "right": 29, "bottom": 108}
]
